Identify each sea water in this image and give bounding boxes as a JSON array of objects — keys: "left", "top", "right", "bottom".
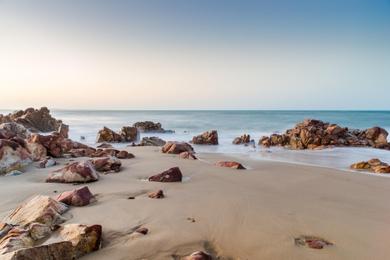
[{"left": 2, "top": 110, "right": 390, "bottom": 171}]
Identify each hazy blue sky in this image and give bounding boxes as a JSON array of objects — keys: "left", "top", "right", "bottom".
[{"left": 0, "top": 0, "right": 389, "bottom": 109}]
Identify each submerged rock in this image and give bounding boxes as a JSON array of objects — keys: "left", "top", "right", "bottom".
[
  {"left": 191, "top": 130, "right": 218, "bottom": 145},
  {"left": 215, "top": 161, "right": 246, "bottom": 170},
  {"left": 148, "top": 167, "right": 182, "bottom": 182},
  {"left": 162, "top": 141, "right": 194, "bottom": 154},
  {"left": 46, "top": 161, "right": 99, "bottom": 183},
  {"left": 232, "top": 134, "right": 251, "bottom": 145}
]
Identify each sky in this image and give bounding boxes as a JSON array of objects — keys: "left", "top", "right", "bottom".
[{"left": 0, "top": 0, "right": 389, "bottom": 110}]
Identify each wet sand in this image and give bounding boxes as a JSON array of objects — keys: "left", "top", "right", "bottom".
[{"left": 0, "top": 146, "right": 389, "bottom": 259}]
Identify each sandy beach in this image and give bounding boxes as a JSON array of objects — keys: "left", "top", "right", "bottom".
[{"left": 1, "top": 146, "right": 389, "bottom": 260}]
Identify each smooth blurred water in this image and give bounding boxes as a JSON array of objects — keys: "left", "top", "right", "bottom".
[{"left": 1, "top": 109, "right": 390, "bottom": 171}]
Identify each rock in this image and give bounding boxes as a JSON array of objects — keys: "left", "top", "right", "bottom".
[
  {"left": 57, "top": 123, "right": 69, "bottom": 138},
  {"left": 259, "top": 119, "right": 390, "bottom": 150},
  {"left": 192, "top": 130, "right": 218, "bottom": 145},
  {"left": 148, "top": 167, "right": 182, "bottom": 182},
  {"left": 56, "top": 186, "right": 94, "bottom": 207},
  {"left": 27, "top": 133, "right": 66, "bottom": 158},
  {"left": 119, "top": 126, "right": 138, "bottom": 142},
  {"left": 179, "top": 151, "right": 197, "bottom": 160},
  {"left": 148, "top": 190, "right": 164, "bottom": 199},
  {"left": 46, "top": 161, "right": 99, "bottom": 183},
  {"left": 185, "top": 251, "right": 213, "bottom": 260},
  {"left": 116, "top": 150, "right": 135, "bottom": 159},
  {"left": 26, "top": 141, "right": 47, "bottom": 161},
  {"left": 5, "top": 170, "right": 23, "bottom": 176},
  {"left": 59, "top": 224, "right": 102, "bottom": 258},
  {"left": 96, "top": 143, "right": 113, "bottom": 148},
  {"left": 2, "top": 241, "right": 74, "bottom": 260},
  {"left": 91, "top": 148, "right": 134, "bottom": 159},
  {"left": 233, "top": 134, "right": 251, "bottom": 144},
  {"left": 92, "top": 157, "right": 121, "bottom": 173},
  {"left": 0, "top": 139, "right": 32, "bottom": 175},
  {"left": 215, "top": 161, "right": 246, "bottom": 170},
  {"left": 38, "top": 157, "right": 56, "bottom": 168},
  {"left": 135, "top": 227, "right": 148, "bottom": 235},
  {"left": 0, "top": 107, "right": 63, "bottom": 133},
  {"left": 96, "top": 127, "right": 122, "bottom": 143},
  {"left": 140, "top": 136, "right": 166, "bottom": 146},
  {"left": 350, "top": 158, "right": 390, "bottom": 173},
  {"left": 133, "top": 121, "right": 173, "bottom": 133},
  {"left": 294, "top": 235, "right": 333, "bottom": 249},
  {"left": 0, "top": 122, "right": 30, "bottom": 140},
  {"left": 3, "top": 195, "right": 68, "bottom": 228},
  {"left": 162, "top": 141, "right": 194, "bottom": 154},
  {"left": 68, "top": 147, "right": 96, "bottom": 158}
]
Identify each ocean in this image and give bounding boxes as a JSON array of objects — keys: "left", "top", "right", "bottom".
[{"left": 2, "top": 110, "right": 390, "bottom": 172}]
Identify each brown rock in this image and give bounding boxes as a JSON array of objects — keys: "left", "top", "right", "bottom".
[
  {"left": 233, "top": 134, "right": 251, "bottom": 144},
  {"left": 350, "top": 158, "right": 389, "bottom": 173},
  {"left": 56, "top": 186, "right": 94, "bottom": 206},
  {"left": 135, "top": 227, "right": 148, "bottom": 235},
  {"left": 96, "top": 143, "right": 113, "bottom": 148},
  {"left": 68, "top": 147, "right": 97, "bottom": 158},
  {"left": 192, "top": 130, "right": 218, "bottom": 145},
  {"left": 92, "top": 157, "right": 121, "bottom": 173},
  {"left": 215, "top": 161, "right": 246, "bottom": 170},
  {"left": 295, "top": 235, "right": 333, "bottom": 249},
  {"left": 57, "top": 123, "right": 69, "bottom": 138},
  {"left": 133, "top": 121, "right": 173, "bottom": 133},
  {"left": 96, "top": 127, "right": 122, "bottom": 143},
  {"left": 0, "top": 122, "right": 30, "bottom": 140},
  {"left": 0, "top": 139, "right": 32, "bottom": 175},
  {"left": 46, "top": 161, "right": 99, "bottom": 183},
  {"left": 185, "top": 251, "right": 213, "bottom": 260},
  {"left": 119, "top": 126, "right": 138, "bottom": 142},
  {"left": 140, "top": 136, "right": 166, "bottom": 146},
  {"left": 179, "top": 151, "right": 197, "bottom": 160},
  {"left": 148, "top": 190, "right": 164, "bottom": 199},
  {"left": 2, "top": 241, "right": 74, "bottom": 260},
  {"left": 162, "top": 141, "right": 194, "bottom": 154},
  {"left": 148, "top": 167, "right": 182, "bottom": 182},
  {"left": 91, "top": 148, "right": 134, "bottom": 159}
]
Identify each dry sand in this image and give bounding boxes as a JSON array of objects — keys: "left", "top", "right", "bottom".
[{"left": 1, "top": 146, "right": 390, "bottom": 260}]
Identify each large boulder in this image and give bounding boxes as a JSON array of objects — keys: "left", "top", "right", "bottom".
[
  {"left": 96, "top": 127, "right": 122, "bottom": 143},
  {"left": 162, "top": 141, "right": 194, "bottom": 154},
  {"left": 46, "top": 161, "right": 99, "bottom": 183},
  {"left": 133, "top": 121, "right": 173, "bottom": 133},
  {"left": 0, "top": 107, "right": 63, "bottom": 133},
  {"left": 192, "top": 130, "right": 218, "bottom": 145},
  {"left": 92, "top": 157, "right": 121, "bottom": 173},
  {"left": 232, "top": 134, "right": 251, "bottom": 145},
  {"left": 56, "top": 186, "right": 94, "bottom": 207},
  {"left": 148, "top": 167, "right": 182, "bottom": 182},
  {"left": 0, "top": 139, "right": 32, "bottom": 175},
  {"left": 140, "top": 136, "right": 166, "bottom": 146},
  {"left": 215, "top": 161, "right": 246, "bottom": 170}
]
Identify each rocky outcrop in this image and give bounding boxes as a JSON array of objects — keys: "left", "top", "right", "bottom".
[
  {"left": 140, "top": 136, "right": 166, "bottom": 146},
  {"left": 350, "top": 158, "right": 390, "bottom": 174},
  {"left": 148, "top": 167, "right": 182, "bottom": 182},
  {"left": 179, "top": 151, "right": 197, "bottom": 160},
  {"left": 96, "top": 126, "right": 138, "bottom": 143},
  {"left": 92, "top": 157, "right": 122, "bottom": 173},
  {"left": 133, "top": 121, "right": 174, "bottom": 133},
  {"left": 56, "top": 186, "right": 95, "bottom": 206},
  {"left": 185, "top": 251, "right": 213, "bottom": 260},
  {"left": 191, "top": 130, "right": 218, "bottom": 145},
  {"left": 0, "top": 139, "right": 32, "bottom": 175},
  {"left": 46, "top": 161, "right": 99, "bottom": 183},
  {"left": 0, "top": 107, "right": 63, "bottom": 133},
  {"left": 162, "top": 141, "right": 194, "bottom": 154},
  {"left": 215, "top": 161, "right": 246, "bottom": 170},
  {"left": 259, "top": 119, "right": 390, "bottom": 150},
  {"left": 148, "top": 190, "right": 164, "bottom": 199},
  {"left": 232, "top": 134, "right": 251, "bottom": 145}
]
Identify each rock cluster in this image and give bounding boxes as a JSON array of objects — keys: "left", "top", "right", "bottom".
[
  {"left": 133, "top": 121, "right": 174, "bottom": 133},
  {"left": 96, "top": 126, "right": 138, "bottom": 143},
  {"left": 259, "top": 119, "right": 390, "bottom": 150},
  {"left": 350, "top": 158, "right": 390, "bottom": 174},
  {"left": 0, "top": 107, "right": 64, "bottom": 133},
  {"left": 192, "top": 130, "right": 218, "bottom": 145},
  {"left": 232, "top": 134, "right": 251, "bottom": 145}
]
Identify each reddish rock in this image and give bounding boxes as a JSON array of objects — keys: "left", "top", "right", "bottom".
[
  {"left": 92, "top": 157, "right": 121, "bottom": 173},
  {"left": 0, "top": 139, "right": 32, "bottom": 175},
  {"left": 56, "top": 186, "right": 94, "bottom": 206},
  {"left": 119, "top": 126, "right": 138, "bottom": 142},
  {"left": 96, "top": 143, "right": 113, "bottom": 148},
  {"left": 91, "top": 148, "right": 134, "bottom": 159},
  {"left": 192, "top": 130, "right": 218, "bottom": 145},
  {"left": 179, "top": 151, "right": 197, "bottom": 160},
  {"left": 148, "top": 190, "right": 164, "bottom": 199},
  {"left": 133, "top": 121, "right": 173, "bottom": 133},
  {"left": 57, "top": 123, "right": 69, "bottom": 138},
  {"left": 148, "top": 167, "right": 182, "bottom": 182},
  {"left": 96, "top": 127, "right": 122, "bottom": 143},
  {"left": 233, "top": 134, "right": 251, "bottom": 144},
  {"left": 185, "top": 251, "right": 213, "bottom": 260},
  {"left": 68, "top": 147, "right": 97, "bottom": 158},
  {"left": 215, "top": 161, "right": 246, "bottom": 170},
  {"left": 116, "top": 150, "right": 135, "bottom": 159},
  {"left": 295, "top": 235, "right": 333, "bottom": 249},
  {"left": 46, "top": 161, "right": 99, "bottom": 183},
  {"left": 135, "top": 227, "right": 148, "bottom": 235},
  {"left": 162, "top": 141, "right": 194, "bottom": 154}
]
